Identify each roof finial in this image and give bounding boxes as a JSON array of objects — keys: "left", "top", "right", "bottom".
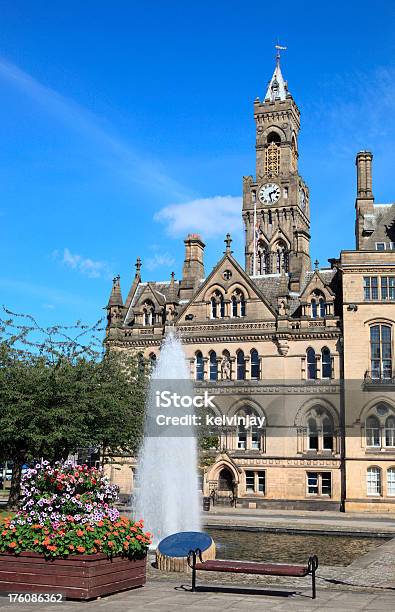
[
  {"left": 314, "top": 259, "right": 319, "bottom": 270},
  {"left": 224, "top": 233, "right": 233, "bottom": 254},
  {"left": 135, "top": 257, "right": 141, "bottom": 275}
]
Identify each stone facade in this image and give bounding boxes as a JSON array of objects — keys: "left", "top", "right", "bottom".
[{"left": 104, "top": 56, "right": 395, "bottom": 513}]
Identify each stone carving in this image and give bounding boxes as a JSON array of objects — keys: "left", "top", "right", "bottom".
[{"left": 221, "top": 355, "right": 231, "bottom": 380}]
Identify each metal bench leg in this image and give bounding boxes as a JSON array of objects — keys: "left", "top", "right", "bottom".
[
  {"left": 191, "top": 550, "right": 197, "bottom": 592},
  {"left": 310, "top": 555, "right": 318, "bottom": 599}
]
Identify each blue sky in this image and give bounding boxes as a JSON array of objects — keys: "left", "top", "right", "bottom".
[{"left": 0, "top": 1, "right": 394, "bottom": 327}]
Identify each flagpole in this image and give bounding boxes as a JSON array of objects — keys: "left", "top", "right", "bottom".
[{"left": 253, "top": 199, "right": 257, "bottom": 276}]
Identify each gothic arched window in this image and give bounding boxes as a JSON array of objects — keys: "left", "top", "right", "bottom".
[
  {"left": 306, "top": 348, "right": 317, "bottom": 379},
  {"left": 370, "top": 324, "right": 392, "bottom": 380},
  {"left": 250, "top": 349, "right": 260, "bottom": 380},
  {"left": 257, "top": 242, "right": 269, "bottom": 275},
  {"left": 210, "top": 290, "right": 225, "bottom": 319},
  {"left": 274, "top": 241, "right": 288, "bottom": 274},
  {"left": 322, "top": 347, "right": 332, "bottom": 379},
  {"left": 311, "top": 299, "right": 317, "bottom": 319},
  {"left": 366, "top": 415, "right": 380, "bottom": 447},
  {"left": 319, "top": 298, "right": 326, "bottom": 318},
  {"left": 307, "top": 348, "right": 317, "bottom": 380},
  {"left": 237, "top": 424, "right": 247, "bottom": 449},
  {"left": 231, "top": 289, "right": 246, "bottom": 317},
  {"left": 142, "top": 300, "right": 154, "bottom": 326},
  {"left": 385, "top": 416, "right": 395, "bottom": 447},
  {"left": 308, "top": 417, "right": 319, "bottom": 450},
  {"left": 195, "top": 351, "right": 204, "bottom": 381},
  {"left": 211, "top": 297, "right": 217, "bottom": 319},
  {"left": 231, "top": 296, "right": 237, "bottom": 317},
  {"left": 323, "top": 417, "right": 334, "bottom": 450},
  {"left": 237, "top": 350, "right": 246, "bottom": 380},
  {"left": 209, "top": 351, "right": 218, "bottom": 381},
  {"left": 240, "top": 294, "right": 246, "bottom": 317}
]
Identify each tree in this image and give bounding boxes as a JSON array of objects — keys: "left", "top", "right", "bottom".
[{"left": 0, "top": 309, "right": 147, "bottom": 508}]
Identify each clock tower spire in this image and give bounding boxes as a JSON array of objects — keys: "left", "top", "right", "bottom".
[{"left": 242, "top": 48, "right": 311, "bottom": 292}]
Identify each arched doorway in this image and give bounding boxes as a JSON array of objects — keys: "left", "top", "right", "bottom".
[
  {"left": 218, "top": 467, "right": 233, "bottom": 491},
  {"left": 216, "top": 467, "right": 236, "bottom": 506}
]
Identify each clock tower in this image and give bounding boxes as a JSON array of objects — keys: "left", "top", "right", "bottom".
[{"left": 242, "top": 49, "right": 311, "bottom": 291}]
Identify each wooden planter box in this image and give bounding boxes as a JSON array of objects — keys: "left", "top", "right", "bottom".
[{"left": 0, "top": 552, "right": 146, "bottom": 600}]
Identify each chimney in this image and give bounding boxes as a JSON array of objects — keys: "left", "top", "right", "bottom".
[
  {"left": 182, "top": 234, "right": 205, "bottom": 283},
  {"left": 179, "top": 234, "right": 205, "bottom": 300},
  {"left": 356, "top": 151, "right": 373, "bottom": 199},
  {"left": 355, "top": 151, "right": 374, "bottom": 250}
]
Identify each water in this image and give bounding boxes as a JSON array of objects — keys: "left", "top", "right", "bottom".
[
  {"left": 134, "top": 331, "right": 200, "bottom": 546},
  {"left": 208, "top": 528, "right": 387, "bottom": 566}
]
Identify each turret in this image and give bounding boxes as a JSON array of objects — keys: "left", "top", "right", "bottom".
[{"left": 106, "top": 275, "right": 124, "bottom": 327}]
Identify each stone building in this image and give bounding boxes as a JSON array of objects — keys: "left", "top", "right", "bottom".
[{"left": 105, "top": 54, "right": 395, "bottom": 512}]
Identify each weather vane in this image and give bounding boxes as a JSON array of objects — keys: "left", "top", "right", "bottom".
[{"left": 275, "top": 43, "right": 287, "bottom": 66}]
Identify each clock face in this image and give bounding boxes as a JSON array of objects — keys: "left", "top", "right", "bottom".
[
  {"left": 299, "top": 186, "right": 306, "bottom": 210},
  {"left": 258, "top": 183, "right": 280, "bottom": 205}
]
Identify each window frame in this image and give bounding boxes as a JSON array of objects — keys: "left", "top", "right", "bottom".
[
  {"left": 306, "top": 471, "right": 332, "bottom": 497},
  {"left": 387, "top": 467, "right": 395, "bottom": 497},
  {"left": 367, "top": 466, "right": 382, "bottom": 496},
  {"left": 245, "top": 470, "right": 266, "bottom": 495}
]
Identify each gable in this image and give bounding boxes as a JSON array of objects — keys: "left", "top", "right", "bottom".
[
  {"left": 175, "top": 252, "right": 276, "bottom": 323},
  {"left": 299, "top": 270, "right": 335, "bottom": 301}
]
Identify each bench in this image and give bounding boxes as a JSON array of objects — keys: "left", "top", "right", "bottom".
[{"left": 187, "top": 548, "right": 319, "bottom": 599}]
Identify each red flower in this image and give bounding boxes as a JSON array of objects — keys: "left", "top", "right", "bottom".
[
  {"left": 76, "top": 546, "right": 85, "bottom": 553},
  {"left": 8, "top": 542, "right": 17, "bottom": 548},
  {"left": 76, "top": 529, "right": 84, "bottom": 537}
]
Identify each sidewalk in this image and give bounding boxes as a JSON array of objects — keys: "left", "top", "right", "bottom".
[{"left": 1, "top": 580, "right": 394, "bottom": 611}]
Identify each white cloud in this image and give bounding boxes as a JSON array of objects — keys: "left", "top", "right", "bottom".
[
  {"left": 154, "top": 195, "right": 243, "bottom": 239},
  {"left": 55, "top": 248, "right": 111, "bottom": 279},
  {"left": 145, "top": 252, "right": 176, "bottom": 271}
]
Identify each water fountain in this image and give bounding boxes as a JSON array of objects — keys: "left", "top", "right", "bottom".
[{"left": 134, "top": 331, "right": 201, "bottom": 546}]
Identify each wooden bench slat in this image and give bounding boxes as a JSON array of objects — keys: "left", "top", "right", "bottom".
[{"left": 194, "top": 560, "right": 309, "bottom": 577}]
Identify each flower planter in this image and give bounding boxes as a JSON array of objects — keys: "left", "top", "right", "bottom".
[{"left": 0, "top": 552, "right": 146, "bottom": 600}]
